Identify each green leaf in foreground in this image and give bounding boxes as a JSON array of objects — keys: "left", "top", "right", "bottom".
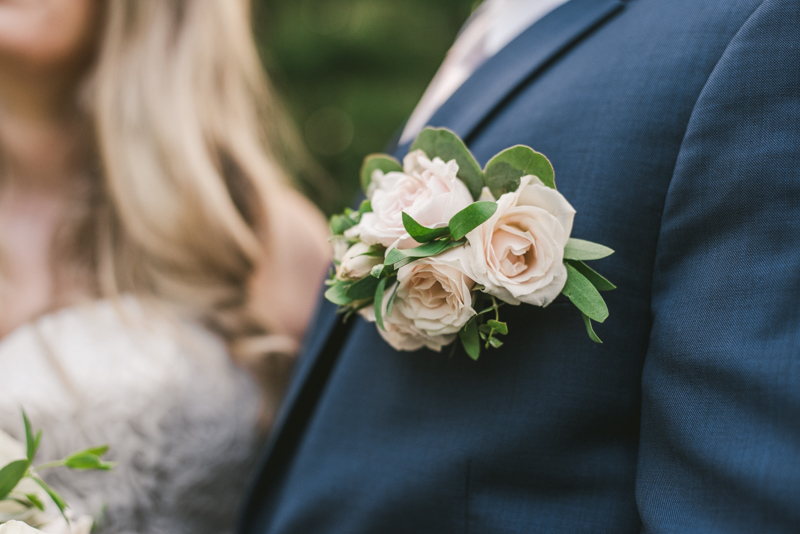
[
  {"left": 401, "top": 212, "right": 451, "bottom": 243},
  {"left": 562, "top": 263, "right": 609, "bottom": 323},
  {"left": 64, "top": 452, "right": 113, "bottom": 471},
  {"left": 484, "top": 145, "right": 556, "bottom": 198},
  {"left": 459, "top": 319, "right": 481, "bottom": 361},
  {"left": 33, "top": 477, "right": 67, "bottom": 520},
  {"left": 0, "top": 459, "right": 29, "bottom": 500},
  {"left": 583, "top": 313, "right": 603, "bottom": 344},
  {"left": 563, "top": 238, "right": 614, "bottom": 261},
  {"left": 22, "top": 410, "right": 39, "bottom": 463},
  {"left": 360, "top": 154, "right": 402, "bottom": 193},
  {"left": 411, "top": 127, "right": 484, "bottom": 200},
  {"left": 373, "top": 277, "right": 388, "bottom": 331},
  {"left": 384, "top": 239, "right": 466, "bottom": 266},
  {"left": 25, "top": 493, "right": 45, "bottom": 511},
  {"left": 567, "top": 260, "right": 616, "bottom": 291},
  {"left": 448, "top": 202, "right": 497, "bottom": 241}
]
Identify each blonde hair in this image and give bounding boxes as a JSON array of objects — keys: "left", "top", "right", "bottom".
[{"left": 83, "top": 0, "right": 289, "bottom": 339}]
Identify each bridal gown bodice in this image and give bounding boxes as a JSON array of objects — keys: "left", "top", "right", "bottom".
[{"left": 0, "top": 297, "right": 265, "bottom": 534}]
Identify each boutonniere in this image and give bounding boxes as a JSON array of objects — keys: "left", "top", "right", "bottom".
[{"left": 326, "top": 127, "right": 614, "bottom": 359}]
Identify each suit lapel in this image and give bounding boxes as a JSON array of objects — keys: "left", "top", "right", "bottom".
[
  {"left": 426, "top": 0, "right": 624, "bottom": 144},
  {"left": 243, "top": 0, "right": 627, "bottom": 523}
]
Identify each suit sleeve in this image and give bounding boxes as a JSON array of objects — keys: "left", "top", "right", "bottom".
[{"left": 635, "top": 1, "right": 800, "bottom": 532}]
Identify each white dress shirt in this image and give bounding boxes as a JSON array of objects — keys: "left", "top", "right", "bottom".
[{"left": 400, "top": 0, "right": 571, "bottom": 144}]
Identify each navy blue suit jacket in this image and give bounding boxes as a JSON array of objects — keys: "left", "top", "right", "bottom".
[{"left": 239, "top": 0, "right": 800, "bottom": 532}]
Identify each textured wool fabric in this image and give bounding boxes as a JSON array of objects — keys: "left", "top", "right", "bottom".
[{"left": 239, "top": 0, "right": 800, "bottom": 532}]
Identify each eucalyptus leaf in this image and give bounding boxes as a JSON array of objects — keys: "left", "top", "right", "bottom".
[
  {"left": 488, "top": 337, "right": 504, "bottom": 349},
  {"left": 360, "top": 154, "right": 402, "bottom": 193},
  {"left": 384, "top": 239, "right": 466, "bottom": 266},
  {"left": 346, "top": 275, "right": 380, "bottom": 301},
  {"left": 583, "top": 313, "right": 603, "bottom": 344},
  {"left": 373, "top": 277, "right": 388, "bottom": 331},
  {"left": 459, "top": 319, "right": 481, "bottom": 361},
  {"left": 448, "top": 202, "right": 497, "bottom": 241},
  {"left": 562, "top": 264, "right": 609, "bottom": 323},
  {"left": 484, "top": 145, "right": 555, "bottom": 198},
  {"left": 324, "top": 281, "right": 355, "bottom": 306},
  {"left": 0, "top": 459, "right": 29, "bottom": 500},
  {"left": 402, "top": 212, "right": 451, "bottom": 243},
  {"left": 411, "top": 127, "right": 484, "bottom": 200},
  {"left": 486, "top": 320, "right": 508, "bottom": 335},
  {"left": 563, "top": 238, "right": 614, "bottom": 261},
  {"left": 567, "top": 260, "right": 616, "bottom": 291},
  {"left": 370, "top": 264, "right": 385, "bottom": 279}
]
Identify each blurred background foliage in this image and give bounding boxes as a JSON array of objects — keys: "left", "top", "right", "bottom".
[{"left": 253, "top": 0, "right": 476, "bottom": 214}]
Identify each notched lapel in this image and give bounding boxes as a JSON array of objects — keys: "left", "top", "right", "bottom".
[{"left": 427, "top": 0, "right": 625, "bottom": 143}]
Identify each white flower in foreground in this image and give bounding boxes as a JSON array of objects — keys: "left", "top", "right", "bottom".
[
  {"left": 464, "top": 175, "right": 576, "bottom": 306},
  {"left": 336, "top": 242, "right": 382, "bottom": 281},
  {"left": 349, "top": 150, "right": 473, "bottom": 249},
  {"left": 362, "top": 248, "right": 476, "bottom": 352},
  {"left": 0, "top": 522, "right": 43, "bottom": 534}
]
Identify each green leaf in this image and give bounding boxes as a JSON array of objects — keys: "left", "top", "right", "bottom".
[
  {"left": 384, "top": 239, "right": 466, "bottom": 266},
  {"left": 81, "top": 446, "right": 110, "bottom": 458},
  {"left": 562, "top": 264, "right": 609, "bottom": 323},
  {"left": 402, "top": 212, "right": 451, "bottom": 243},
  {"left": 330, "top": 214, "right": 357, "bottom": 236},
  {"left": 358, "top": 199, "right": 372, "bottom": 216},
  {"left": 32, "top": 477, "right": 67, "bottom": 521},
  {"left": 65, "top": 453, "right": 104, "bottom": 470},
  {"left": 324, "top": 281, "right": 355, "bottom": 306},
  {"left": 411, "top": 127, "right": 484, "bottom": 199},
  {"left": 563, "top": 238, "right": 614, "bottom": 261},
  {"left": 386, "top": 281, "right": 400, "bottom": 318},
  {"left": 459, "top": 319, "right": 481, "bottom": 360},
  {"left": 370, "top": 264, "right": 385, "bottom": 279},
  {"left": 448, "top": 202, "right": 497, "bottom": 241},
  {"left": 358, "top": 245, "right": 386, "bottom": 258},
  {"left": 566, "top": 260, "right": 616, "bottom": 291},
  {"left": 0, "top": 460, "right": 29, "bottom": 500},
  {"left": 25, "top": 493, "right": 45, "bottom": 511},
  {"left": 373, "top": 277, "right": 388, "bottom": 331},
  {"left": 486, "top": 320, "right": 508, "bottom": 335},
  {"left": 346, "top": 275, "right": 380, "bottom": 301},
  {"left": 484, "top": 145, "right": 556, "bottom": 198},
  {"left": 488, "top": 337, "right": 504, "bottom": 349},
  {"left": 22, "top": 411, "right": 38, "bottom": 463},
  {"left": 582, "top": 313, "right": 603, "bottom": 344},
  {"left": 360, "top": 154, "right": 402, "bottom": 193}
]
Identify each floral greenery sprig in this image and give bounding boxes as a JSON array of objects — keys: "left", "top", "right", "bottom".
[
  {"left": 0, "top": 411, "right": 113, "bottom": 526},
  {"left": 326, "top": 127, "right": 615, "bottom": 359}
]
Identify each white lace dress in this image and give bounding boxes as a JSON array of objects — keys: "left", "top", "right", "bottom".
[{"left": 0, "top": 298, "right": 265, "bottom": 534}]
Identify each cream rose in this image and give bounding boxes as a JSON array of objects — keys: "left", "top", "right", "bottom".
[
  {"left": 335, "top": 242, "right": 382, "bottom": 281},
  {"left": 348, "top": 150, "right": 473, "bottom": 249},
  {"left": 463, "top": 175, "right": 575, "bottom": 306},
  {"left": 361, "top": 248, "right": 476, "bottom": 351}
]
